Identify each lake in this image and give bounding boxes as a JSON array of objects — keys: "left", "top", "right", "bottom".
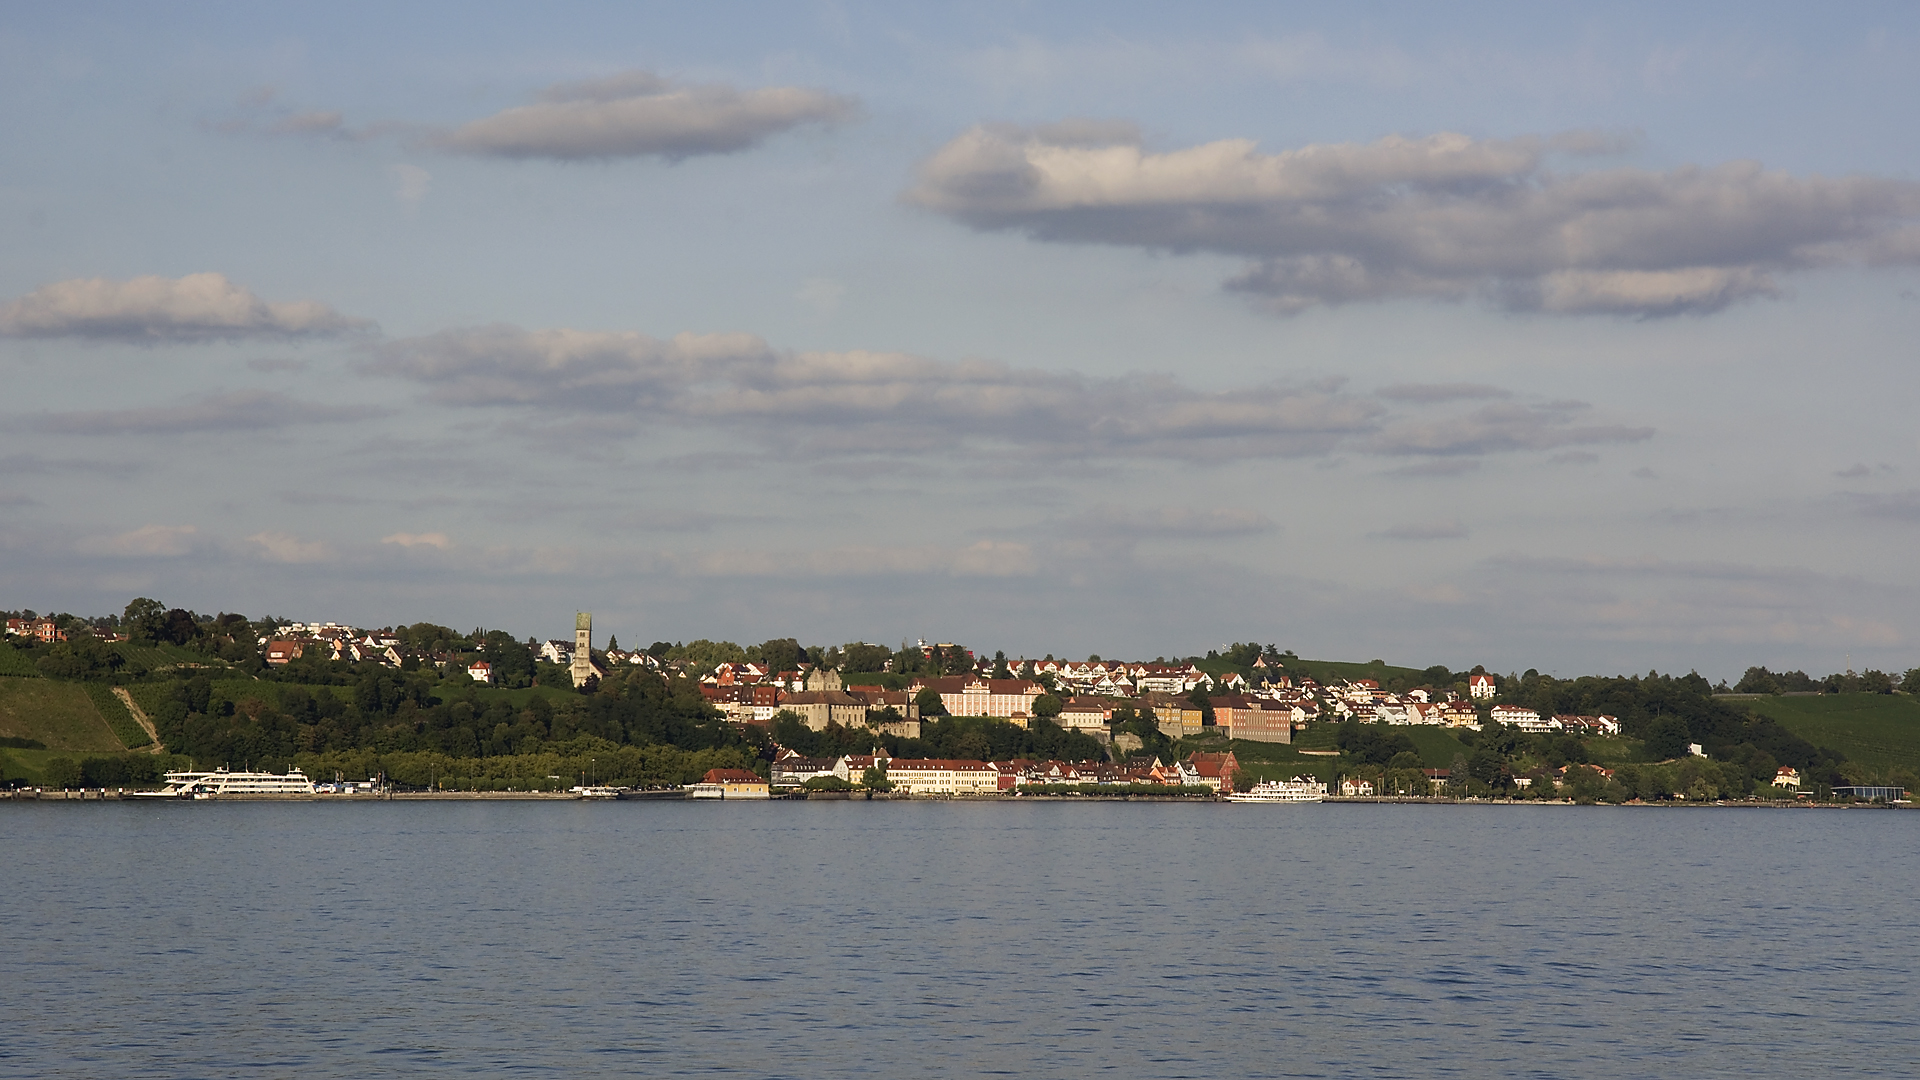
[{"left": 2, "top": 801, "right": 1914, "bottom": 1078}]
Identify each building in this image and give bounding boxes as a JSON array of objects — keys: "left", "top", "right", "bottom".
[
  {"left": 264, "top": 640, "right": 306, "bottom": 665},
  {"left": 1208, "top": 694, "right": 1292, "bottom": 743},
  {"left": 1772, "top": 767, "right": 1801, "bottom": 789},
  {"left": 1184, "top": 751, "right": 1239, "bottom": 792},
  {"left": 1468, "top": 673, "right": 1496, "bottom": 699},
  {"left": 467, "top": 661, "right": 493, "bottom": 684},
  {"left": 569, "top": 612, "right": 605, "bottom": 688},
  {"left": 911, "top": 676, "right": 1044, "bottom": 720},
  {"left": 1490, "top": 704, "right": 1552, "bottom": 732},
  {"left": 770, "top": 750, "right": 841, "bottom": 788},
  {"left": 883, "top": 758, "right": 999, "bottom": 796},
  {"left": 687, "top": 768, "right": 771, "bottom": 799},
  {"left": 779, "top": 689, "right": 870, "bottom": 732}
]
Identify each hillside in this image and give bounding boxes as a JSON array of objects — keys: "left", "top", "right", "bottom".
[
  {"left": 0, "top": 678, "right": 129, "bottom": 753},
  {"left": 1741, "top": 694, "right": 1920, "bottom": 780}
]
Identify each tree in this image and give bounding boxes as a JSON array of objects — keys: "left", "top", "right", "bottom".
[
  {"left": 1031, "top": 693, "right": 1063, "bottom": 719},
  {"left": 842, "top": 643, "right": 892, "bottom": 674},
  {"left": 1644, "top": 715, "right": 1692, "bottom": 761},
  {"left": 43, "top": 757, "right": 80, "bottom": 790},
  {"left": 123, "top": 598, "right": 166, "bottom": 644},
  {"left": 915, "top": 686, "right": 946, "bottom": 716},
  {"left": 861, "top": 763, "right": 893, "bottom": 791}
]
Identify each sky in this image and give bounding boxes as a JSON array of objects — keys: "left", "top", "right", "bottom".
[{"left": 3, "top": 1, "right": 1918, "bottom": 680}]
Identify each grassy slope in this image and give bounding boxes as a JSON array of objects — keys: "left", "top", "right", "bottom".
[
  {"left": 0, "top": 678, "right": 126, "bottom": 752},
  {"left": 1743, "top": 694, "right": 1920, "bottom": 777}
]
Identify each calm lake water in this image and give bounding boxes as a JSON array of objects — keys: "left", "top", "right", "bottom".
[{"left": 2, "top": 801, "right": 1915, "bottom": 1078}]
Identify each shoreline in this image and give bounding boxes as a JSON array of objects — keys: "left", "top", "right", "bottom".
[{"left": 2, "top": 789, "right": 1908, "bottom": 808}]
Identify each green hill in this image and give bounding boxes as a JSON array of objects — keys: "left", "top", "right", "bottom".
[{"left": 1742, "top": 694, "right": 1920, "bottom": 780}]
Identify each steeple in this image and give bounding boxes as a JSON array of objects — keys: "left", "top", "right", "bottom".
[{"left": 571, "top": 612, "right": 599, "bottom": 688}]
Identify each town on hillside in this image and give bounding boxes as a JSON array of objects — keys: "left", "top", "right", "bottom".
[{"left": 1, "top": 602, "right": 1908, "bottom": 803}]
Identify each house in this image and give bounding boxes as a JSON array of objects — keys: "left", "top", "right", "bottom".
[
  {"left": 1490, "top": 704, "right": 1552, "bottom": 732},
  {"left": 539, "top": 640, "right": 572, "bottom": 665},
  {"left": 1772, "top": 767, "right": 1801, "bottom": 789},
  {"left": 1055, "top": 696, "right": 1118, "bottom": 735},
  {"left": 687, "top": 768, "right": 771, "bottom": 799},
  {"left": 264, "top": 639, "right": 306, "bottom": 665},
  {"left": 884, "top": 758, "right": 1000, "bottom": 796},
  {"left": 1184, "top": 751, "right": 1239, "bottom": 792},
  {"left": 1468, "top": 673, "right": 1496, "bottom": 699},
  {"left": 1340, "top": 776, "right": 1377, "bottom": 797},
  {"left": 770, "top": 749, "right": 841, "bottom": 788},
  {"left": 1422, "top": 768, "right": 1451, "bottom": 791},
  {"left": 467, "top": 661, "right": 493, "bottom": 684}
]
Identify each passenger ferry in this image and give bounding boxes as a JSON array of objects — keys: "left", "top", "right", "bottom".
[
  {"left": 128, "top": 766, "right": 317, "bottom": 799},
  {"left": 1225, "top": 777, "right": 1327, "bottom": 803}
]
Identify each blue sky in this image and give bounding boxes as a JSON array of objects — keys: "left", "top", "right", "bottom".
[{"left": 3, "top": 2, "right": 1918, "bottom": 679}]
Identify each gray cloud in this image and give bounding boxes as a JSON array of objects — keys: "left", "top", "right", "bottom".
[
  {"left": 0, "top": 273, "right": 370, "bottom": 342},
  {"left": 1375, "top": 382, "right": 1511, "bottom": 403},
  {"left": 906, "top": 126, "right": 1920, "bottom": 317},
  {"left": 368, "top": 324, "right": 1386, "bottom": 461},
  {"left": 1385, "top": 458, "right": 1481, "bottom": 478},
  {"left": 1064, "top": 505, "right": 1277, "bottom": 538},
  {"left": 1370, "top": 401, "right": 1653, "bottom": 456},
  {"left": 1845, "top": 490, "right": 1920, "bottom": 521},
  {"left": 440, "top": 71, "right": 856, "bottom": 161},
  {"left": 35, "top": 390, "right": 386, "bottom": 434},
  {"left": 1371, "top": 521, "right": 1468, "bottom": 540}
]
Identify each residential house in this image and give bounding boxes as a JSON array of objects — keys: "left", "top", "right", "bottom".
[
  {"left": 467, "top": 661, "right": 493, "bottom": 684},
  {"left": 1184, "top": 751, "right": 1239, "bottom": 792},
  {"left": 264, "top": 639, "right": 306, "bottom": 665},
  {"left": 1340, "top": 776, "right": 1377, "bottom": 797},
  {"left": 1772, "top": 767, "right": 1801, "bottom": 789},
  {"left": 770, "top": 749, "right": 841, "bottom": 788},
  {"left": 1490, "top": 704, "right": 1553, "bottom": 732},
  {"left": 1468, "top": 673, "right": 1496, "bottom": 699}
]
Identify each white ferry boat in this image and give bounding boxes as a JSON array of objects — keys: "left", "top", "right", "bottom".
[
  {"left": 571, "top": 785, "right": 622, "bottom": 799},
  {"left": 1226, "top": 777, "right": 1327, "bottom": 803},
  {"left": 129, "top": 766, "right": 317, "bottom": 798}
]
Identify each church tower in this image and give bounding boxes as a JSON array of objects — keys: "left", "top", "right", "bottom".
[{"left": 571, "top": 611, "right": 597, "bottom": 688}]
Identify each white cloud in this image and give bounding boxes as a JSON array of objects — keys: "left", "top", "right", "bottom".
[
  {"left": 440, "top": 70, "right": 856, "bottom": 161},
  {"left": 34, "top": 390, "right": 385, "bottom": 434},
  {"left": 246, "top": 531, "right": 336, "bottom": 564},
  {"left": 906, "top": 126, "right": 1920, "bottom": 317},
  {"left": 0, "top": 273, "right": 370, "bottom": 342},
  {"left": 382, "top": 531, "right": 452, "bottom": 550},
  {"left": 1370, "top": 401, "right": 1653, "bottom": 457},
  {"left": 78, "top": 524, "right": 197, "bottom": 557}
]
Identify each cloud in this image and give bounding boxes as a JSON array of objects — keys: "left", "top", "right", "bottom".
[
  {"left": 393, "top": 164, "right": 431, "bottom": 206},
  {"left": 667, "top": 540, "right": 1037, "bottom": 579},
  {"left": 34, "top": 390, "right": 385, "bottom": 434},
  {"left": 1384, "top": 459, "right": 1481, "bottom": 478},
  {"left": 367, "top": 323, "right": 1387, "bottom": 461},
  {"left": 1375, "top": 382, "right": 1511, "bottom": 403},
  {"left": 439, "top": 71, "right": 856, "bottom": 161},
  {"left": 271, "top": 110, "right": 349, "bottom": 137},
  {"left": 1844, "top": 490, "right": 1920, "bottom": 521},
  {"left": 382, "top": 531, "right": 452, "bottom": 550},
  {"left": 246, "top": 531, "right": 335, "bottom": 563},
  {"left": 0, "top": 273, "right": 370, "bottom": 342},
  {"left": 1550, "top": 451, "right": 1600, "bottom": 465},
  {"left": 1064, "top": 505, "right": 1276, "bottom": 538},
  {"left": 1372, "top": 521, "right": 1469, "bottom": 541},
  {"left": 1370, "top": 401, "right": 1653, "bottom": 457},
  {"left": 905, "top": 126, "right": 1920, "bottom": 317},
  {"left": 78, "top": 524, "right": 197, "bottom": 557},
  {"left": 247, "top": 358, "right": 310, "bottom": 373}
]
